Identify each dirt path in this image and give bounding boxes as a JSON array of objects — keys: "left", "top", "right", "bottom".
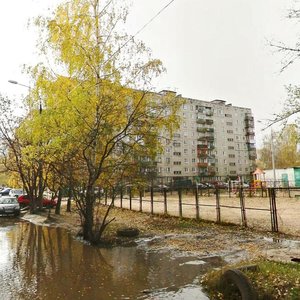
[{"left": 112, "top": 191, "right": 300, "bottom": 236}]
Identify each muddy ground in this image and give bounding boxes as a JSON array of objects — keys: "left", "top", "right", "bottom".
[{"left": 21, "top": 202, "right": 300, "bottom": 265}]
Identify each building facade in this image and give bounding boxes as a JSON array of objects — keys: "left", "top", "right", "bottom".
[{"left": 156, "top": 92, "right": 256, "bottom": 185}]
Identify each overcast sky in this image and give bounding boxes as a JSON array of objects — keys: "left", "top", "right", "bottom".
[{"left": 1, "top": 0, "right": 300, "bottom": 146}]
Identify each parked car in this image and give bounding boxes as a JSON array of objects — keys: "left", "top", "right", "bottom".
[
  {"left": 18, "top": 195, "right": 57, "bottom": 208},
  {"left": 0, "top": 187, "right": 11, "bottom": 196},
  {"left": 203, "top": 182, "right": 215, "bottom": 189},
  {"left": 212, "top": 181, "right": 228, "bottom": 189},
  {"left": 0, "top": 196, "right": 20, "bottom": 216},
  {"left": 196, "top": 183, "right": 208, "bottom": 189},
  {"left": 9, "top": 189, "right": 25, "bottom": 198}
]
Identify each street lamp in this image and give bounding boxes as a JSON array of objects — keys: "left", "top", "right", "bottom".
[
  {"left": 8, "top": 79, "right": 44, "bottom": 210},
  {"left": 8, "top": 80, "right": 42, "bottom": 113}
]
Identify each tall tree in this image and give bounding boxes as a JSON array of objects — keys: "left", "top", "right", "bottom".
[
  {"left": 257, "top": 124, "right": 300, "bottom": 169},
  {"left": 26, "top": 0, "right": 182, "bottom": 243}
]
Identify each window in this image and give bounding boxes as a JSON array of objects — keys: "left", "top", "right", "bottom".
[
  {"left": 229, "top": 154, "right": 235, "bottom": 158},
  {"left": 166, "top": 157, "right": 170, "bottom": 164},
  {"left": 192, "top": 167, "right": 196, "bottom": 172},
  {"left": 227, "top": 138, "right": 234, "bottom": 142},
  {"left": 225, "top": 114, "right": 232, "bottom": 117},
  {"left": 192, "top": 158, "right": 196, "bottom": 163},
  {"left": 173, "top": 161, "right": 181, "bottom": 165},
  {"left": 226, "top": 122, "right": 233, "bottom": 126},
  {"left": 173, "top": 152, "right": 181, "bottom": 156},
  {"left": 228, "top": 146, "right": 234, "bottom": 150},
  {"left": 174, "top": 171, "right": 182, "bottom": 175},
  {"left": 227, "top": 130, "right": 233, "bottom": 134},
  {"left": 184, "top": 167, "right": 189, "bottom": 173},
  {"left": 184, "top": 149, "right": 188, "bottom": 154},
  {"left": 229, "top": 162, "right": 236, "bottom": 166},
  {"left": 166, "top": 167, "right": 171, "bottom": 173},
  {"left": 173, "top": 142, "right": 181, "bottom": 147}
]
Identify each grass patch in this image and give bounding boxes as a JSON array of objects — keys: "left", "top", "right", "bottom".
[{"left": 201, "top": 260, "right": 300, "bottom": 299}]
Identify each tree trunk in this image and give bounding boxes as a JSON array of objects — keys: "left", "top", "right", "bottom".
[
  {"left": 82, "top": 187, "right": 95, "bottom": 242},
  {"left": 66, "top": 188, "right": 72, "bottom": 212},
  {"left": 55, "top": 188, "right": 62, "bottom": 215}
]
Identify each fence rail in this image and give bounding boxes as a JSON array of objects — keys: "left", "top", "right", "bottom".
[{"left": 101, "top": 186, "right": 300, "bottom": 235}]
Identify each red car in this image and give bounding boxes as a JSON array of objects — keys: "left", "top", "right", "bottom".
[{"left": 18, "top": 195, "right": 57, "bottom": 208}]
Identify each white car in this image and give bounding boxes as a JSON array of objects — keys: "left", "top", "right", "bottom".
[
  {"left": 9, "top": 189, "right": 25, "bottom": 198},
  {"left": 0, "top": 196, "right": 20, "bottom": 216}
]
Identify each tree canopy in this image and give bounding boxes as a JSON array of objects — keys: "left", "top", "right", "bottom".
[
  {"left": 257, "top": 124, "right": 300, "bottom": 170},
  {"left": 2, "top": 0, "right": 182, "bottom": 242}
]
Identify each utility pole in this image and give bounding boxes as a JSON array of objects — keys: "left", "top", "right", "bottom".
[{"left": 270, "top": 128, "right": 276, "bottom": 187}]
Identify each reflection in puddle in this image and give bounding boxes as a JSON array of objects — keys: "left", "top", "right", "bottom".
[{"left": 0, "top": 221, "right": 224, "bottom": 299}]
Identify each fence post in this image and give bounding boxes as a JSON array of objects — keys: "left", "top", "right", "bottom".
[
  {"left": 269, "top": 188, "right": 279, "bottom": 232},
  {"left": 273, "top": 189, "right": 278, "bottom": 232},
  {"left": 239, "top": 187, "right": 247, "bottom": 227},
  {"left": 120, "top": 187, "right": 123, "bottom": 208},
  {"left": 216, "top": 188, "right": 221, "bottom": 223},
  {"left": 139, "top": 189, "right": 143, "bottom": 212},
  {"left": 178, "top": 188, "right": 183, "bottom": 217},
  {"left": 163, "top": 188, "right": 168, "bottom": 214},
  {"left": 150, "top": 186, "right": 154, "bottom": 214},
  {"left": 195, "top": 186, "right": 200, "bottom": 220},
  {"left": 287, "top": 181, "right": 291, "bottom": 198},
  {"left": 129, "top": 187, "right": 132, "bottom": 210}
]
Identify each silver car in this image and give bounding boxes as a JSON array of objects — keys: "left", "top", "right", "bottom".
[{"left": 0, "top": 196, "right": 20, "bottom": 216}]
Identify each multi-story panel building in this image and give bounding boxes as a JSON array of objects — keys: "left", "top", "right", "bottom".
[{"left": 156, "top": 91, "right": 256, "bottom": 184}]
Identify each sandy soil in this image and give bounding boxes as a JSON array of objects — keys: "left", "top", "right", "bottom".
[
  {"left": 113, "top": 190, "right": 300, "bottom": 236},
  {"left": 21, "top": 201, "right": 300, "bottom": 265}
]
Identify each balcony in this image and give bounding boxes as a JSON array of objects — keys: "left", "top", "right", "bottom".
[
  {"left": 245, "top": 115, "right": 254, "bottom": 121},
  {"left": 197, "top": 144, "right": 208, "bottom": 149},
  {"left": 246, "top": 129, "right": 255, "bottom": 136},
  {"left": 206, "top": 119, "right": 214, "bottom": 125},
  {"left": 247, "top": 143, "right": 256, "bottom": 150},
  {"left": 198, "top": 162, "right": 208, "bottom": 168},
  {"left": 196, "top": 119, "right": 206, "bottom": 124},
  {"left": 198, "top": 152, "right": 208, "bottom": 158},
  {"left": 245, "top": 121, "right": 254, "bottom": 128},
  {"left": 197, "top": 127, "right": 207, "bottom": 133}
]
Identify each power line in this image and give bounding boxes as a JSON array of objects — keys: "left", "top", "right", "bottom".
[
  {"left": 105, "top": 0, "right": 176, "bottom": 62},
  {"left": 68, "top": 0, "right": 176, "bottom": 95}
]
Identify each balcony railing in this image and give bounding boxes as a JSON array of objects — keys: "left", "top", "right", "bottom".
[{"left": 198, "top": 162, "right": 208, "bottom": 168}]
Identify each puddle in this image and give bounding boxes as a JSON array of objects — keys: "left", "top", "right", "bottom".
[
  {"left": 0, "top": 220, "right": 226, "bottom": 299},
  {"left": 264, "top": 237, "right": 300, "bottom": 248}
]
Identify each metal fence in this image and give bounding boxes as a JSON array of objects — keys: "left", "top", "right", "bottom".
[{"left": 101, "top": 186, "right": 300, "bottom": 235}]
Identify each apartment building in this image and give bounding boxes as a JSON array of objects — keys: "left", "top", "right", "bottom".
[{"left": 156, "top": 92, "right": 256, "bottom": 184}]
